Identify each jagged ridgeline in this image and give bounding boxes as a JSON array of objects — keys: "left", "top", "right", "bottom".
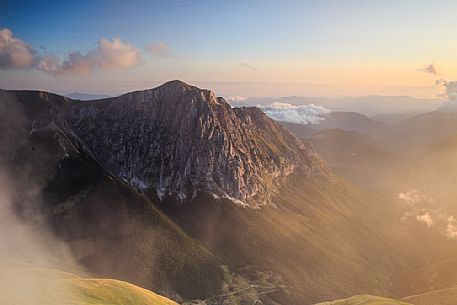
[
  {"left": 2, "top": 80, "right": 330, "bottom": 207},
  {"left": 63, "top": 80, "right": 331, "bottom": 206}
]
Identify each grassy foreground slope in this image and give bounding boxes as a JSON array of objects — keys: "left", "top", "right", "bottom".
[
  {"left": 314, "top": 294, "right": 412, "bottom": 305},
  {"left": 403, "top": 286, "right": 457, "bottom": 305},
  {"left": 0, "top": 261, "right": 178, "bottom": 305},
  {"left": 72, "top": 278, "right": 178, "bottom": 305},
  {"left": 313, "top": 287, "right": 457, "bottom": 305}
]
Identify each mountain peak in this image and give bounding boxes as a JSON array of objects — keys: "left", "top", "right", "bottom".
[
  {"left": 153, "top": 80, "right": 206, "bottom": 95},
  {"left": 8, "top": 83, "right": 331, "bottom": 207},
  {"left": 159, "top": 79, "right": 193, "bottom": 89},
  {"left": 134, "top": 80, "right": 221, "bottom": 107}
]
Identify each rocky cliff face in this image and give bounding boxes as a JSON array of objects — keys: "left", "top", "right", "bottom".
[{"left": 2, "top": 81, "right": 331, "bottom": 207}]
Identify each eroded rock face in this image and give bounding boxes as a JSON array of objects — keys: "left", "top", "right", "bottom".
[
  {"left": 2, "top": 81, "right": 331, "bottom": 207},
  {"left": 64, "top": 81, "right": 330, "bottom": 206}
]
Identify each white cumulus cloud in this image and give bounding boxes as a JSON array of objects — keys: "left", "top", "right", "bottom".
[
  {"left": 97, "top": 38, "right": 140, "bottom": 69},
  {"left": 47, "top": 37, "right": 141, "bottom": 76},
  {"left": 145, "top": 42, "right": 171, "bottom": 57},
  {"left": 0, "top": 28, "right": 36, "bottom": 69},
  {"left": 258, "top": 102, "right": 331, "bottom": 124},
  {"left": 225, "top": 96, "right": 248, "bottom": 105},
  {"left": 436, "top": 79, "right": 457, "bottom": 111}
]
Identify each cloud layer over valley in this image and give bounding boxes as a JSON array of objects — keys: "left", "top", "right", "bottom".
[
  {"left": 258, "top": 102, "right": 331, "bottom": 124},
  {"left": 436, "top": 79, "right": 457, "bottom": 111}
]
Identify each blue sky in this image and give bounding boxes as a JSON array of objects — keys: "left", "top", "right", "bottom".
[{"left": 1, "top": 0, "right": 456, "bottom": 97}]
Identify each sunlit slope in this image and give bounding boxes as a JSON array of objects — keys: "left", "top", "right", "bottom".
[
  {"left": 305, "top": 128, "right": 408, "bottom": 191},
  {"left": 72, "top": 279, "right": 178, "bottom": 305},
  {"left": 403, "top": 286, "right": 457, "bottom": 305},
  {"left": 162, "top": 174, "right": 454, "bottom": 305},
  {"left": 0, "top": 261, "right": 178, "bottom": 305},
  {"left": 313, "top": 288, "right": 457, "bottom": 305},
  {"left": 314, "top": 294, "right": 412, "bottom": 305}
]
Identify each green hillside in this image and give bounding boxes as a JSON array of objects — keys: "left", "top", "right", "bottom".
[
  {"left": 403, "top": 286, "right": 457, "bottom": 305},
  {"left": 314, "top": 294, "right": 412, "bottom": 305},
  {"left": 312, "top": 287, "right": 457, "bottom": 305},
  {"left": 0, "top": 261, "right": 178, "bottom": 305}
]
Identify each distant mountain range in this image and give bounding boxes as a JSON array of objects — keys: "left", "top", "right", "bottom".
[
  {"left": 65, "top": 92, "right": 110, "bottom": 100},
  {"left": 67, "top": 92, "right": 440, "bottom": 115},
  {"left": 277, "top": 111, "right": 394, "bottom": 139},
  {"left": 230, "top": 95, "right": 439, "bottom": 116}
]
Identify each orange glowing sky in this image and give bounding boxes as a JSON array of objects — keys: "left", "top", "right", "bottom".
[{"left": 1, "top": 1, "right": 456, "bottom": 98}]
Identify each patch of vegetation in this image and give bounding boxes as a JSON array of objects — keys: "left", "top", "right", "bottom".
[
  {"left": 403, "top": 286, "right": 457, "bottom": 305},
  {"left": 0, "top": 261, "right": 178, "bottom": 305},
  {"left": 314, "top": 294, "right": 412, "bottom": 305}
]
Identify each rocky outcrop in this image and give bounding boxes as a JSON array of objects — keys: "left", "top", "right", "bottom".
[{"left": 2, "top": 81, "right": 331, "bottom": 207}]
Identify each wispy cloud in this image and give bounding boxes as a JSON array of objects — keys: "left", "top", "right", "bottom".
[
  {"left": 144, "top": 42, "right": 172, "bottom": 57},
  {"left": 238, "top": 62, "right": 257, "bottom": 71},
  {"left": 417, "top": 63, "right": 440, "bottom": 75},
  {"left": 0, "top": 27, "right": 141, "bottom": 76}
]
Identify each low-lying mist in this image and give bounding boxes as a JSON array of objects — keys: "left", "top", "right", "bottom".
[
  {"left": 0, "top": 169, "right": 89, "bottom": 304},
  {"left": 0, "top": 171, "right": 81, "bottom": 270},
  {"left": 0, "top": 92, "right": 85, "bottom": 304}
]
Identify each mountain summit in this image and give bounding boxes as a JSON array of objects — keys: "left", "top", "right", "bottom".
[
  {"left": 2, "top": 80, "right": 330, "bottom": 207},
  {"left": 64, "top": 80, "right": 331, "bottom": 206}
]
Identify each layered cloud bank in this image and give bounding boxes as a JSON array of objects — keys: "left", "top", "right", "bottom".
[
  {"left": 258, "top": 102, "right": 331, "bottom": 124},
  {"left": 40, "top": 38, "right": 141, "bottom": 76}
]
